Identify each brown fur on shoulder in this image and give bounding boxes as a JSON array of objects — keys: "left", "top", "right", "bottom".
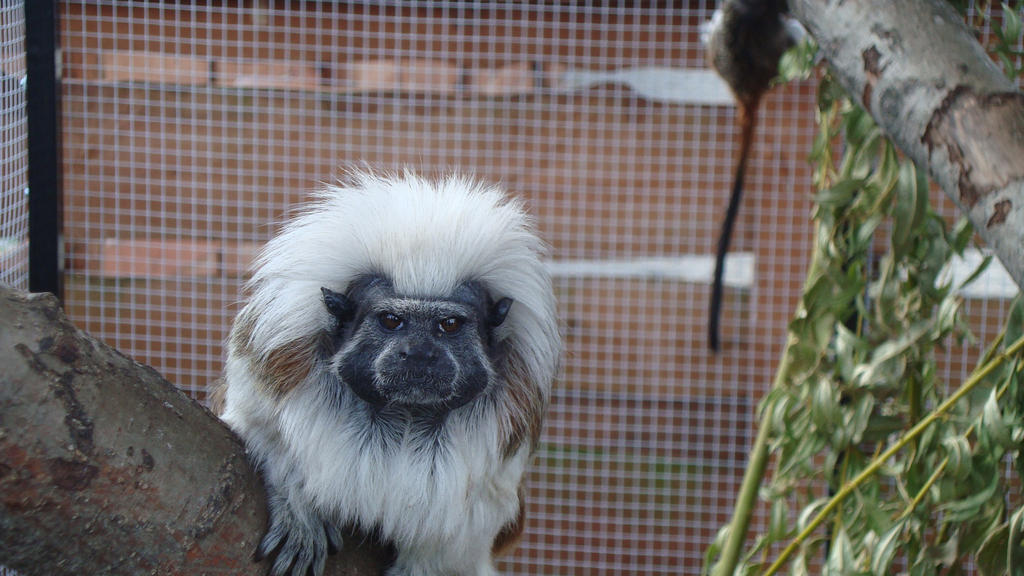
[
  {"left": 499, "top": 348, "right": 548, "bottom": 459},
  {"left": 492, "top": 492, "right": 527, "bottom": 557}
]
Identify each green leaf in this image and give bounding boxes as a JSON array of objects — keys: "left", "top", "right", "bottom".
[
  {"left": 966, "top": 361, "right": 1013, "bottom": 422},
  {"left": 768, "top": 498, "right": 789, "bottom": 541},
  {"left": 847, "top": 393, "right": 876, "bottom": 445},
  {"left": 797, "top": 497, "right": 830, "bottom": 532},
  {"left": 766, "top": 391, "right": 791, "bottom": 434},
  {"left": 892, "top": 161, "right": 922, "bottom": 256},
  {"left": 817, "top": 73, "right": 847, "bottom": 112},
  {"left": 861, "top": 413, "right": 904, "bottom": 443},
  {"left": 939, "top": 469, "right": 1000, "bottom": 522},
  {"left": 1002, "top": 3, "right": 1022, "bottom": 47},
  {"left": 871, "top": 521, "right": 905, "bottom": 576},
  {"left": 936, "top": 292, "right": 962, "bottom": 336},
  {"left": 980, "top": 388, "right": 1014, "bottom": 451},
  {"left": 787, "top": 337, "right": 821, "bottom": 379},
  {"left": 811, "top": 377, "right": 839, "bottom": 432},
  {"left": 942, "top": 435, "right": 972, "bottom": 481},
  {"left": 852, "top": 322, "right": 931, "bottom": 389},
  {"left": 826, "top": 526, "right": 856, "bottom": 574},
  {"left": 962, "top": 506, "right": 1011, "bottom": 563},
  {"left": 854, "top": 213, "right": 884, "bottom": 252},
  {"left": 703, "top": 524, "right": 730, "bottom": 576},
  {"left": 976, "top": 520, "right": 1010, "bottom": 576},
  {"left": 835, "top": 323, "right": 867, "bottom": 380},
  {"left": 810, "top": 121, "right": 834, "bottom": 165},
  {"left": 999, "top": 52, "right": 1018, "bottom": 78},
  {"left": 810, "top": 313, "right": 836, "bottom": 351},
  {"left": 911, "top": 162, "right": 930, "bottom": 229},
  {"left": 778, "top": 38, "right": 819, "bottom": 83},
  {"left": 848, "top": 132, "right": 882, "bottom": 181},
  {"left": 802, "top": 273, "right": 836, "bottom": 311},
  {"left": 951, "top": 216, "right": 974, "bottom": 254},
  {"left": 1006, "top": 294, "right": 1024, "bottom": 349},
  {"left": 867, "top": 141, "right": 900, "bottom": 206},
  {"left": 1009, "top": 506, "right": 1024, "bottom": 575},
  {"left": 790, "top": 555, "right": 812, "bottom": 576},
  {"left": 816, "top": 178, "right": 864, "bottom": 209},
  {"left": 843, "top": 105, "right": 878, "bottom": 148},
  {"left": 975, "top": 507, "right": 1024, "bottom": 576}
]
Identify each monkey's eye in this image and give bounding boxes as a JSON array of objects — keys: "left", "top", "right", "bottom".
[
  {"left": 438, "top": 316, "right": 464, "bottom": 335},
  {"left": 378, "top": 312, "right": 405, "bottom": 331}
]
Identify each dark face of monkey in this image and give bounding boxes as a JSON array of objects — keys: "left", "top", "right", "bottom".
[{"left": 321, "top": 277, "right": 512, "bottom": 412}]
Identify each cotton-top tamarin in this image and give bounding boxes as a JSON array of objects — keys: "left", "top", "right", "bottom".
[
  {"left": 219, "top": 170, "right": 561, "bottom": 576},
  {"left": 704, "top": 0, "right": 803, "bottom": 351}
]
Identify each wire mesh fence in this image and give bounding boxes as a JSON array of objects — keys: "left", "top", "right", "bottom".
[
  {"left": 0, "top": 0, "right": 27, "bottom": 290},
  {"left": 0, "top": 1, "right": 1012, "bottom": 574}
]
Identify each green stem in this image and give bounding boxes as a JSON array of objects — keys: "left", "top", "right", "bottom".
[
  {"left": 711, "top": 236, "right": 829, "bottom": 576},
  {"left": 711, "top": 406, "right": 775, "bottom": 576},
  {"left": 898, "top": 457, "right": 948, "bottom": 523},
  {"left": 763, "top": 331, "right": 1024, "bottom": 576}
]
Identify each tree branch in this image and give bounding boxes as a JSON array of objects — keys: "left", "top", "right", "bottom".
[
  {"left": 790, "top": 0, "right": 1024, "bottom": 291},
  {"left": 0, "top": 284, "right": 390, "bottom": 575}
]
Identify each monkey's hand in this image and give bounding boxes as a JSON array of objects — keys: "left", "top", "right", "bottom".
[{"left": 256, "top": 488, "right": 342, "bottom": 576}]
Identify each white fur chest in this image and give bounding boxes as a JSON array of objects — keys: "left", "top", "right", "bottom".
[{"left": 276, "top": 384, "right": 528, "bottom": 573}]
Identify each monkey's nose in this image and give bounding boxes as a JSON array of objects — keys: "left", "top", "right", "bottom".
[{"left": 398, "top": 342, "right": 439, "bottom": 364}]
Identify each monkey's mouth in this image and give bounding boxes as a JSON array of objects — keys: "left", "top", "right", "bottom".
[
  {"left": 335, "top": 347, "right": 487, "bottom": 412},
  {"left": 344, "top": 370, "right": 480, "bottom": 412},
  {"left": 378, "top": 371, "right": 458, "bottom": 405}
]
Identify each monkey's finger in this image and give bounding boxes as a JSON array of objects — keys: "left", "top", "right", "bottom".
[
  {"left": 271, "top": 535, "right": 302, "bottom": 576},
  {"left": 289, "top": 540, "right": 320, "bottom": 576},
  {"left": 256, "top": 521, "right": 288, "bottom": 562},
  {"left": 288, "top": 541, "right": 315, "bottom": 573}
]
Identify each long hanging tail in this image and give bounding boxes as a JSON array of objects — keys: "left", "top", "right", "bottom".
[{"left": 709, "top": 102, "right": 757, "bottom": 351}]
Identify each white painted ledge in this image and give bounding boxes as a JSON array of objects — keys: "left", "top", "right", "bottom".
[
  {"left": 545, "top": 253, "right": 756, "bottom": 289},
  {"left": 949, "top": 249, "right": 1021, "bottom": 300},
  {"left": 544, "top": 249, "right": 1020, "bottom": 301}
]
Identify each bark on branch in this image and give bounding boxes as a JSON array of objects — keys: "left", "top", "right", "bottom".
[
  {"left": 0, "top": 285, "right": 390, "bottom": 575},
  {"left": 790, "top": 0, "right": 1024, "bottom": 291}
]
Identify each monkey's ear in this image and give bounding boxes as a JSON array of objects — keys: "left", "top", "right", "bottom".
[
  {"left": 321, "top": 287, "right": 355, "bottom": 323},
  {"left": 488, "top": 297, "right": 514, "bottom": 328}
]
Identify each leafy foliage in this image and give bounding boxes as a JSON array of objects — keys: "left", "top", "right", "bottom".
[
  {"left": 706, "top": 4, "right": 1024, "bottom": 575},
  {"left": 992, "top": 2, "right": 1024, "bottom": 78}
]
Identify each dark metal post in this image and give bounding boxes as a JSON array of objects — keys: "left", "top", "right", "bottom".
[{"left": 25, "top": 0, "right": 63, "bottom": 298}]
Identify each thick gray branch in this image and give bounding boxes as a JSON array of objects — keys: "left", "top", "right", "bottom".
[
  {"left": 0, "top": 285, "right": 389, "bottom": 575},
  {"left": 790, "top": 0, "right": 1024, "bottom": 290}
]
